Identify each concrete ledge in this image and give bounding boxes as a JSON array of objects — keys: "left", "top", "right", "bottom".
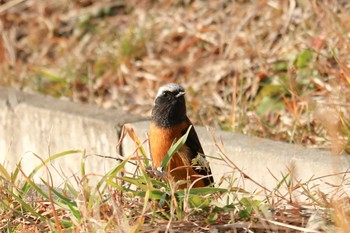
[
  {"left": 0, "top": 87, "right": 141, "bottom": 186},
  {"left": 1, "top": 87, "right": 349, "bottom": 192},
  {"left": 122, "top": 123, "right": 350, "bottom": 193}
]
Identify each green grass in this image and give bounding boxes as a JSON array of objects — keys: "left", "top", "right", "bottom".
[{"left": 1, "top": 126, "right": 349, "bottom": 232}]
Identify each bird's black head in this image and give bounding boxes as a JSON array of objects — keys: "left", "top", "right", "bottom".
[{"left": 152, "top": 83, "right": 187, "bottom": 127}]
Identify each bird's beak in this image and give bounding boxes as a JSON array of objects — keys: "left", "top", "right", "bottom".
[{"left": 176, "top": 91, "right": 185, "bottom": 98}]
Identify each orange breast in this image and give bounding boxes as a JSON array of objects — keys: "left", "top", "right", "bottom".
[{"left": 149, "top": 122, "right": 206, "bottom": 188}]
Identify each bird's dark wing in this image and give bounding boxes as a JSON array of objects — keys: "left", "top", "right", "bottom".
[
  {"left": 183, "top": 118, "right": 214, "bottom": 185},
  {"left": 185, "top": 119, "right": 204, "bottom": 156}
]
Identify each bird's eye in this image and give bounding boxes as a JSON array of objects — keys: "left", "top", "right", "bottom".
[{"left": 162, "top": 91, "right": 170, "bottom": 97}]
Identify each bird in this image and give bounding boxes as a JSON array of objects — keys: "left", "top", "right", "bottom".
[{"left": 149, "top": 83, "right": 213, "bottom": 188}]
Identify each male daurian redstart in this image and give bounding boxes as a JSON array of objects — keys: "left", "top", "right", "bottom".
[{"left": 149, "top": 83, "right": 213, "bottom": 188}]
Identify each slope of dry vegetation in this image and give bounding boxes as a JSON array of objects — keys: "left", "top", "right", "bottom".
[{"left": 0, "top": 0, "right": 349, "bottom": 152}]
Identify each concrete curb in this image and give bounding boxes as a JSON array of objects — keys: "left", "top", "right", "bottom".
[
  {"left": 0, "top": 87, "right": 141, "bottom": 186},
  {"left": 1, "top": 87, "right": 349, "bottom": 192},
  {"left": 122, "top": 121, "right": 350, "bottom": 193}
]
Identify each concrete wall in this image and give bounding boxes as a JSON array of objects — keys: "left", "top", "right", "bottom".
[
  {"left": 122, "top": 122, "right": 350, "bottom": 195},
  {"left": 0, "top": 87, "right": 140, "bottom": 186},
  {"left": 1, "top": 87, "right": 349, "bottom": 193}
]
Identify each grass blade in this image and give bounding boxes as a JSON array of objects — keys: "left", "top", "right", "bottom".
[{"left": 160, "top": 126, "right": 192, "bottom": 170}]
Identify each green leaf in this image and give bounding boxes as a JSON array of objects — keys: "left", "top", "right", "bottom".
[
  {"left": 67, "top": 204, "right": 82, "bottom": 221},
  {"left": 150, "top": 179, "right": 168, "bottom": 189},
  {"left": 40, "top": 179, "right": 77, "bottom": 207},
  {"left": 118, "top": 176, "right": 149, "bottom": 191},
  {"left": 39, "top": 180, "right": 81, "bottom": 221},
  {"left": 27, "top": 150, "right": 81, "bottom": 180},
  {"left": 240, "top": 197, "right": 261, "bottom": 208},
  {"left": 20, "top": 150, "right": 81, "bottom": 195},
  {"left": 273, "top": 60, "right": 288, "bottom": 72},
  {"left": 12, "top": 161, "right": 21, "bottom": 183},
  {"left": 212, "top": 203, "right": 236, "bottom": 213},
  {"left": 295, "top": 49, "right": 313, "bottom": 69},
  {"left": 174, "top": 187, "right": 228, "bottom": 209},
  {"left": 6, "top": 189, "right": 46, "bottom": 222},
  {"left": 256, "top": 96, "right": 285, "bottom": 115},
  {"left": 176, "top": 187, "right": 228, "bottom": 197},
  {"left": 149, "top": 190, "right": 167, "bottom": 200},
  {"left": 160, "top": 126, "right": 192, "bottom": 170},
  {"left": 96, "top": 154, "right": 131, "bottom": 191},
  {"left": 0, "top": 163, "right": 11, "bottom": 181},
  {"left": 159, "top": 192, "right": 169, "bottom": 207},
  {"left": 33, "top": 67, "right": 69, "bottom": 83},
  {"left": 188, "top": 195, "right": 208, "bottom": 208},
  {"left": 238, "top": 207, "right": 252, "bottom": 220},
  {"left": 238, "top": 197, "right": 261, "bottom": 219},
  {"left": 253, "top": 83, "right": 285, "bottom": 111},
  {"left": 206, "top": 212, "right": 218, "bottom": 224}
]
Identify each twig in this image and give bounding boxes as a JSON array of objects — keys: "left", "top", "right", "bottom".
[{"left": 0, "top": 0, "right": 27, "bottom": 14}]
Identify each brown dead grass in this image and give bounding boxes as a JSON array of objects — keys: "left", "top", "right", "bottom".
[{"left": 0, "top": 0, "right": 349, "bottom": 152}]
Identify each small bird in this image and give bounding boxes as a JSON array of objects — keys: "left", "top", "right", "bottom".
[{"left": 149, "top": 83, "right": 213, "bottom": 188}]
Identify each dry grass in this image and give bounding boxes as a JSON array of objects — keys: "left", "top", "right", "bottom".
[
  {"left": 1, "top": 125, "right": 349, "bottom": 232},
  {"left": 0, "top": 0, "right": 349, "bottom": 152}
]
